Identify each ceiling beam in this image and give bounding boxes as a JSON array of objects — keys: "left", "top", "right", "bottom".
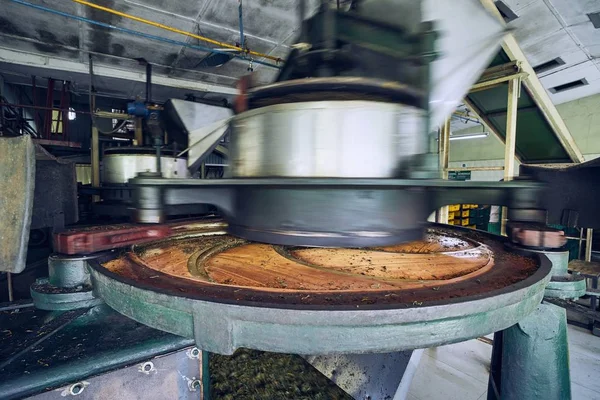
[
  {"left": 479, "top": 0, "right": 584, "bottom": 163},
  {"left": 0, "top": 46, "right": 238, "bottom": 96}
]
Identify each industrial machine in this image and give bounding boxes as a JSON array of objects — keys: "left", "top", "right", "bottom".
[{"left": 2, "top": 0, "right": 599, "bottom": 399}]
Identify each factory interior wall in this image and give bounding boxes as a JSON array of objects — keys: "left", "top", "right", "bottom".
[{"left": 450, "top": 93, "right": 600, "bottom": 168}]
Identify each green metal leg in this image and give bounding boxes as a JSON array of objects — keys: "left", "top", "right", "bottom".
[
  {"left": 488, "top": 302, "right": 571, "bottom": 400},
  {"left": 202, "top": 350, "right": 210, "bottom": 400}
]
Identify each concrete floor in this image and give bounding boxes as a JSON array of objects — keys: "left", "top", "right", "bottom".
[{"left": 407, "top": 325, "right": 600, "bottom": 400}]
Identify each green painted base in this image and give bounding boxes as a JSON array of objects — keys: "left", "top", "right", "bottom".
[{"left": 488, "top": 302, "right": 571, "bottom": 400}]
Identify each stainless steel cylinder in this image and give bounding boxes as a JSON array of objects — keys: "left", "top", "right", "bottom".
[
  {"left": 103, "top": 154, "right": 189, "bottom": 184},
  {"left": 48, "top": 254, "right": 97, "bottom": 288},
  {"left": 231, "top": 101, "right": 425, "bottom": 178},
  {"left": 133, "top": 173, "right": 166, "bottom": 224}
]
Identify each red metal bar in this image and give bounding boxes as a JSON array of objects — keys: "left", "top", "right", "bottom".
[
  {"left": 58, "top": 80, "right": 68, "bottom": 140},
  {"left": 53, "top": 224, "right": 172, "bottom": 255},
  {"left": 31, "top": 76, "right": 41, "bottom": 135},
  {"left": 64, "top": 81, "right": 70, "bottom": 141},
  {"left": 53, "top": 218, "right": 225, "bottom": 255},
  {"left": 44, "top": 78, "right": 54, "bottom": 139}
]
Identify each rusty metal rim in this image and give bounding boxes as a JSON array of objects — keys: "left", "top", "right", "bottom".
[
  {"left": 87, "top": 224, "right": 552, "bottom": 311},
  {"left": 88, "top": 242, "right": 552, "bottom": 354}
]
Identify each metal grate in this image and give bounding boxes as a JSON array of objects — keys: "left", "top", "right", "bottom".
[
  {"left": 495, "top": 1, "right": 519, "bottom": 23},
  {"left": 533, "top": 57, "right": 565, "bottom": 74},
  {"left": 588, "top": 12, "right": 600, "bottom": 29},
  {"left": 549, "top": 78, "right": 589, "bottom": 94}
]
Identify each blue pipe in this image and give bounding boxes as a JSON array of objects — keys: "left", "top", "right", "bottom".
[
  {"left": 238, "top": 0, "right": 245, "bottom": 49},
  {"left": 8, "top": 0, "right": 280, "bottom": 69}
]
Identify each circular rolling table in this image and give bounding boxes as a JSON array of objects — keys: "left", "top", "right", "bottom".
[{"left": 88, "top": 223, "right": 551, "bottom": 355}]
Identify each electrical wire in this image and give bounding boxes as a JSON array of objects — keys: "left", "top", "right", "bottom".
[
  {"left": 8, "top": 0, "right": 280, "bottom": 69},
  {"left": 71, "top": 0, "right": 282, "bottom": 63}
]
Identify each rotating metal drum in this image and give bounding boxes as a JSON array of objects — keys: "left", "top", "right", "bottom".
[
  {"left": 88, "top": 222, "right": 551, "bottom": 355},
  {"left": 231, "top": 78, "right": 428, "bottom": 180},
  {"left": 103, "top": 147, "right": 189, "bottom": 184}
]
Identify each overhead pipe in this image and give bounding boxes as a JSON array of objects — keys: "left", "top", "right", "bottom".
[
  {"left": 238, "top": 0, "right": 245, "bottom": 49},
  {"left": 71, "top": 0, "right": 282, "bottom": 63},
  {"left": 146, "top": 63, "right": 152, "bottom": 104},
  {"left": 8, "top": 0, "right": 280, "bottom": 69}
]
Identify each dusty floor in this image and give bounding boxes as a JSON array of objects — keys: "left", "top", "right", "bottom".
[{"left": 407, "top": 325, "right": 600, "bottom": 400}]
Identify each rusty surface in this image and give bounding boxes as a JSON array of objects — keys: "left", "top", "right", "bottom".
[
  {"left": 508, "top": 222, "right": 567, "bottom": 249},
  {"left": 97, "top": 225, "right": 542, "bottom": 309},
  {"left": 53, "top": 218, "right": 226, "bottom": 255}
]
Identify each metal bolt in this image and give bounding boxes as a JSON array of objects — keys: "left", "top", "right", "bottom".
[
  {"left": 139, "top": 361, "right": 155, "bottom": 374},
  {"left": 188, "top": 347, "right": 201, "bottom": 359},
  {"left": 189, "top": 378, "right": 202, "bottom": 392},
  {"left": 69, "top": 382, "right": 85, "bottom": 396}
]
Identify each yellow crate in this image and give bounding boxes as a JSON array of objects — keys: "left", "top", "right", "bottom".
[
  {"left": 448, "top": 204, "right": 460, "bottom": 212},
  {"left": 468, "top": 224, "right": 477, "bottom": 229},
  {"left": 461, "top": 210, "right": 470, "bottom": 218},
  {"left": 449, "top": 220, "right": 460, "bottom": 225},
  {"left": 461, "top": 218, "right": 470, "bottom": 226}
]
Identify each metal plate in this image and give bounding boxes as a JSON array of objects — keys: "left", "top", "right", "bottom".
[
  {"left": 88, "top": 224, "right": 551, "bottom": 355},
  {"left": 0, "top": 304, "right": 193, "bottom": 400},
  {"left": 131, "top": 176, "right": 541, "bottom": 247}
]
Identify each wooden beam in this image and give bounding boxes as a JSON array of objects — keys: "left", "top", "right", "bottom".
[
  {"left": 501, "top": 78, "right": 519, "bottom": 235},
  {"left": 437, "top": 118, "right": 451, "bottom": 224},
  {"left": 504, "top": 79, "right": 519, "bottom": 180},
  {"left": 585, "top": 229, "right": 594, "bottom": 262},
  {"left": 440, "top": 118, "right": 450, "bottom": 181},
  {"left": 470, "top": 72, "right": 527, "bottom": 92},
  {"left": 479, "top": 0, "right": 584, "bottom": 163},
  {"left": 479, "top": 61, "right": 520, "bottom": 78}
]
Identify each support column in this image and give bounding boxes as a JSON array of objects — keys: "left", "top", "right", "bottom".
[
  {"left": 488, "top": 302, "right": 571, "bottom": 400},
  {"left": 201, "top": 350, "right": 210, "bottom": 400},
  {"left": 501, "top": 78, "right": 519, "bottom": 235},
  {"left": 134, "top": 117, "right": 143, "bottom": 146},
  {"left": 437, "top": 118, "right": 450, "bottom": 224},
  {"left": 91, "top": 125, "right": 100, "bottom": 202},
  {"left": 585, "top": 228, "right": 594, "bottom": 262}
]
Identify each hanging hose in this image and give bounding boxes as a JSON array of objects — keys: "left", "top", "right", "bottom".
[{"left": 72, "top": 0, "right": 282, "bottom": 63}]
